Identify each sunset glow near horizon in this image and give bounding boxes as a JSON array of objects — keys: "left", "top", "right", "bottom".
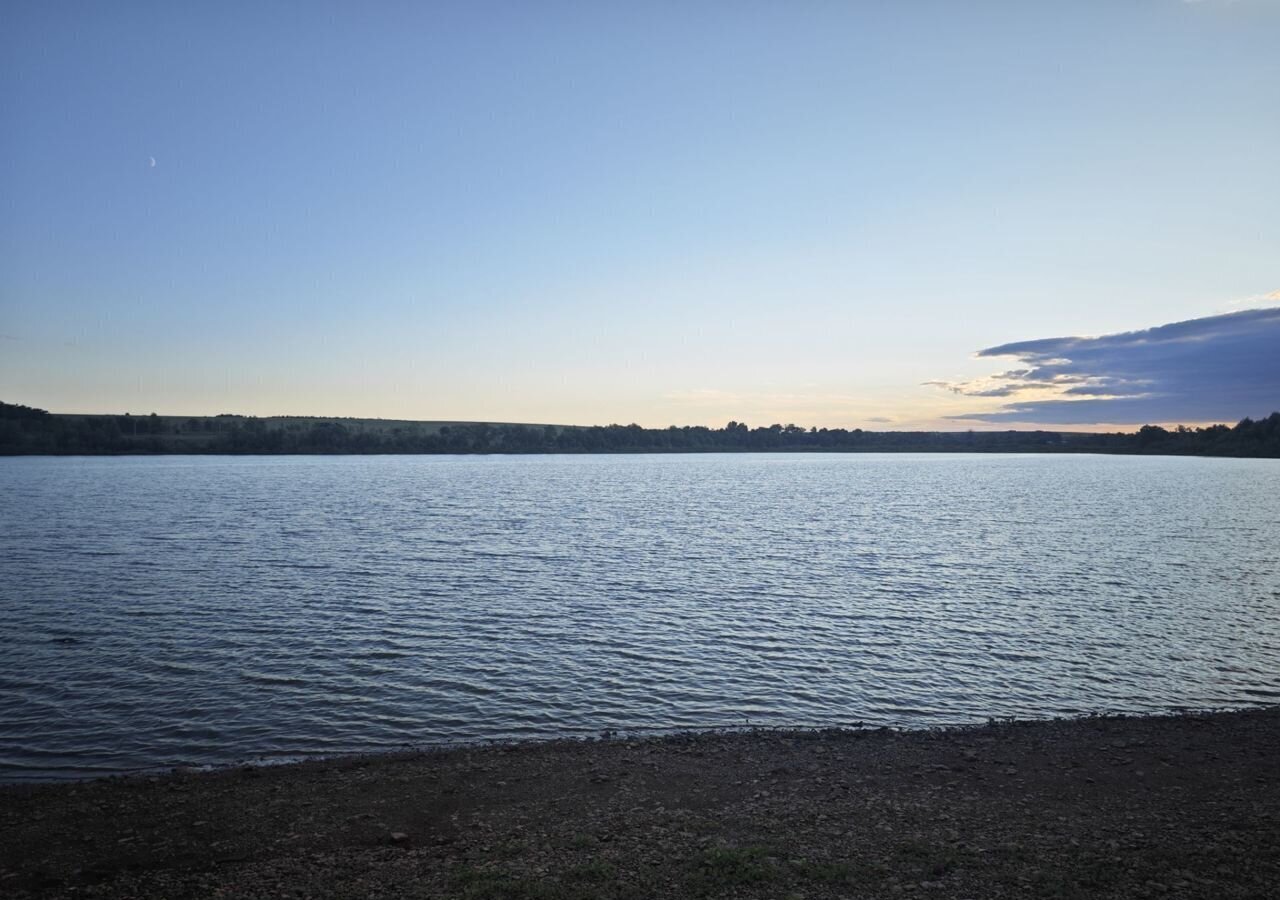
[{"left": 2, "top": 2, "right": 1278, "bottom": 431}]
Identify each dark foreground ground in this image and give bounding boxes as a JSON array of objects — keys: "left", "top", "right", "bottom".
[{"left": 2, "top": 709, "right": 1278, "bottom": 899}]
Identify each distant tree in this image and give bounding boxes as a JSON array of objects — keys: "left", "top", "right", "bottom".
[{"left": 1137, "top": 424, "right": 1168, "bottom": 448}]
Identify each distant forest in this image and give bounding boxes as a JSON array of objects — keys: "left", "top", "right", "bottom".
[{"left": 3, "top": 402, "right": 1278, "bottom": 457}]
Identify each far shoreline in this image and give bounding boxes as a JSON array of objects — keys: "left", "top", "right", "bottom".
[
  {"left": 5, "top": 447, "right": 1280, "bottom": 460},
  {"left": 4, "top": 402, "right": 1278, "bottom": 458}
]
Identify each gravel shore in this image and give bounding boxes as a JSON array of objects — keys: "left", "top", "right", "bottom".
[{"left": 3, "top": 708, "right": 1278, "bottom": 898}]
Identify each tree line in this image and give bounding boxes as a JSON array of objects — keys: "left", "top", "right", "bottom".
[{"left": 1, "top": 401, "right": 1278, "bottom": 457}]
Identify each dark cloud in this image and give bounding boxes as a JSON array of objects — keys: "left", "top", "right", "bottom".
[{"left": 937, "top": 307, "right": 1280, "bottom": 424}]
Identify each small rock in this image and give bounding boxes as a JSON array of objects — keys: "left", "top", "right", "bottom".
[{"left": 389, "top": 832, "right": 409, "bottom": 845}]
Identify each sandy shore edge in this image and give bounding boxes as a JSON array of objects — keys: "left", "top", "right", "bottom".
[{"left": 3, "top": 707, "right": 1278, "bottom": 898}]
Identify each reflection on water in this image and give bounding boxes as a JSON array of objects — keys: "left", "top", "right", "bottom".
[{"left": 1, "top": 453, "right": 1278, "bottom": 779}]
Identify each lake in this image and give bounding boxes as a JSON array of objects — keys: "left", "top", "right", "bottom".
[{"left": 1, "top": 453, "right": 1278, "bottom": 780}]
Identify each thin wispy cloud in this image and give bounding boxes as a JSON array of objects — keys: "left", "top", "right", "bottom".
[
  {"left": 934, "top": 307, "right": 1280, "bottom": 425},
  {"left": 1224, "top": 289, "right": 1280, "bottom": 311},
  {"left": 664, "top": 388, "right": 866, "bottom": 409},
  {"left": 662, "top": 388, "right": 864, "bottom": 423},
  {"left": 661, "top": 388, "right": 933, "bottom": 429}
]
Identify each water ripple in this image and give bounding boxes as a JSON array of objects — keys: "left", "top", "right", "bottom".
[{"left": 1, "top": 452, "right": 1278, "bottom": 780}]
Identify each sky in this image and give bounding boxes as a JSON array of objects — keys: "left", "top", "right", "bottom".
[{"left": 2, "top": 1, "right": 1277, "bottom": 431}]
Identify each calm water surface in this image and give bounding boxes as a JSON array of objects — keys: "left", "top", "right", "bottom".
[{"left": 2, "top": 453, "right": 1278, "bottom": 780}]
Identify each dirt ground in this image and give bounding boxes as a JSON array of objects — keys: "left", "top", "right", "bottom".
[{"left": 2, "top": 708, "right": 1277, "bottom": 899}]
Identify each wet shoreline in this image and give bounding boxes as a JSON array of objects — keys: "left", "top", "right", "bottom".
[{"left": 3, "top": 707, "right": 1278, "bottom": 898}]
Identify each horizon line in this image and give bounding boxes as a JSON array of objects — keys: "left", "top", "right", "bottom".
[{"left": 9, "top": 402, "right": 1269, "bottom": 437}]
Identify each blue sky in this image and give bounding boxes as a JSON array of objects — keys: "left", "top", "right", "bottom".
[{"left": 2, "top": 1, "right": 1277, "bottom": 429}]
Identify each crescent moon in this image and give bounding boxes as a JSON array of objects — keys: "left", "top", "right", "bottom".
[{"left": 148, "top": 157, "right": 156, "bottom": 168}]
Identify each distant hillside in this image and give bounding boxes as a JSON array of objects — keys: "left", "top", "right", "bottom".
[{"left": 1, "top": 402, "right": 1278, "bottom": 457}]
